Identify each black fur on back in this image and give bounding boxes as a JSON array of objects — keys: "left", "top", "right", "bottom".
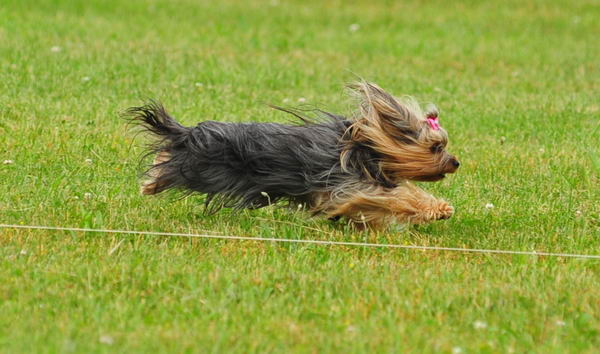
[{"left": 127, "top": 102, "right": 393, "bottom": 212}]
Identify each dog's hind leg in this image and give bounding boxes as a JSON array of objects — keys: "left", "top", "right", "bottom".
[{"left": 141, "top": 151, "right": 172, "bottom": 195}]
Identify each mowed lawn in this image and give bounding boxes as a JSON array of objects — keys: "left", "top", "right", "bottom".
[{"left": 1, "top": 0, "right": 599, "bottom": 352}]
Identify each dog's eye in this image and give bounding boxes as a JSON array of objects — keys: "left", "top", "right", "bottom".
[{"left": 430, "top": 143, "right": 443, "bottom": 153}]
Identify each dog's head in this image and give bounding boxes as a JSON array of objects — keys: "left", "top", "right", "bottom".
[{"left": 344, "top": 81, "right": 459, "bottom": 182}]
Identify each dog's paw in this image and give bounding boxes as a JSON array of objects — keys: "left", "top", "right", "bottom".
[
  {"left": 141, "top": 180, "right": 158, "bottom": 195},
  {"left": 435, "top": 202, "right": 454, "bottom": 220},
  {"left": 406, "top": 201, "right": 454, "bottom": 224}
]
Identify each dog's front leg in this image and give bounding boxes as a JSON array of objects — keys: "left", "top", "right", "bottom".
[
  {"left": 317, "top": 181, "right": 453, "bottom": 229},
  {"left": 388, "top": 182, "right": 454, "bottom": 224}
]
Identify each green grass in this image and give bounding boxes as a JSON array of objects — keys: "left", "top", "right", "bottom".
[{"left": 1, "top": 0, "right": 599, "bottom": 352}]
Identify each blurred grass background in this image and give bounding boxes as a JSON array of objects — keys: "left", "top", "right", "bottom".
[{"left": 0, "top": 0, "right": 599, "bottom": 352}]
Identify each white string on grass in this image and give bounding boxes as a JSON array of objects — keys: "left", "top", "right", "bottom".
[{"left": 1, "top": 223, "right": 599, "bottom": 260}]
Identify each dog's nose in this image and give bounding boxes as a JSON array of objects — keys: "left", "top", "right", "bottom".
[{"left": 452, "top": 159, "right": 460, "bottom": 168}]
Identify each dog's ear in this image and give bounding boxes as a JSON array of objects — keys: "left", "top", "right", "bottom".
[{"left": 348, "top": 82, "right": 422, "bottom": 132}]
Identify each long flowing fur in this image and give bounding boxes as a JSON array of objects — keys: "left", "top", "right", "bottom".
[
  {"left": 127, "top": 82, "right": 460, "bottom": 227},
  {"left": 127, "top": 102, "right": 385, "bottom": 212}
]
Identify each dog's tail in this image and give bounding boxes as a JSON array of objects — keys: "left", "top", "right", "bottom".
[
  {"left": 126, "top": 101, "right": 190, "bottom": 195},
  {"left": 127, "top": 101, "right": 189, "bottom": 142}
]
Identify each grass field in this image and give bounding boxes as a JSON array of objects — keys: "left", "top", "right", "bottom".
[{"left": 1, "top": 0, "right": 599, "bottom": 352}]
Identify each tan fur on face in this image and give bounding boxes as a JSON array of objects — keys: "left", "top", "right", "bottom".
[{"left": 342, "top": 82, "right": 456, "bottom": 181}]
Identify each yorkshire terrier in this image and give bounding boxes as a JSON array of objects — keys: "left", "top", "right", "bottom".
[{"left": 128, "top": 82, "right": 459, "bottom": 229}]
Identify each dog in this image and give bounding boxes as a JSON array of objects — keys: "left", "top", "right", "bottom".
[{"left": 128, "top": 82, "right": 459, "bottom": 229}]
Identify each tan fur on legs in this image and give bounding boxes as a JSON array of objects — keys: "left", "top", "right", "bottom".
[
  {"left": 141, "top": 151, "right": 171, "bottom": 195},
  {"left": 311, "top": 181, "right": 454, "bottom": 229}
]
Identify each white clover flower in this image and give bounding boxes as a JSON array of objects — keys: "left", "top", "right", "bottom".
[
  {"left": 349, "top": 23, "right": 360, "bottom": 32},
  {"left": 99, "top": 335, "right": 114, "bottom": 345},
  {"left": 452, "top": 347, "right": 463, "bottom": 354},
  {"left": 85, "top": 158, "right": 93, "bottom": 164},
  {"left": 82, "top": 76, "right": 90, "bottom": 82},
  {"left": 473, "top": 320, "right": 487, "bottom": 329},
  {"left": 3, "top": 160, "right": 13, "bottom": 165},
  {"left": 555, "top": 320, "right": 566, "bottom": 326},
  {"left": 84, "top": 192, "right": 93, "bottom": 199},
  {"left": 50, "top": 46, "right": 62, "bottom": 53},
  {"left": 297, "top": 97, "right": 306, "bottom": 103},
  {"left": 485, "top": 203, "right": 494, "bottom": 209}
]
